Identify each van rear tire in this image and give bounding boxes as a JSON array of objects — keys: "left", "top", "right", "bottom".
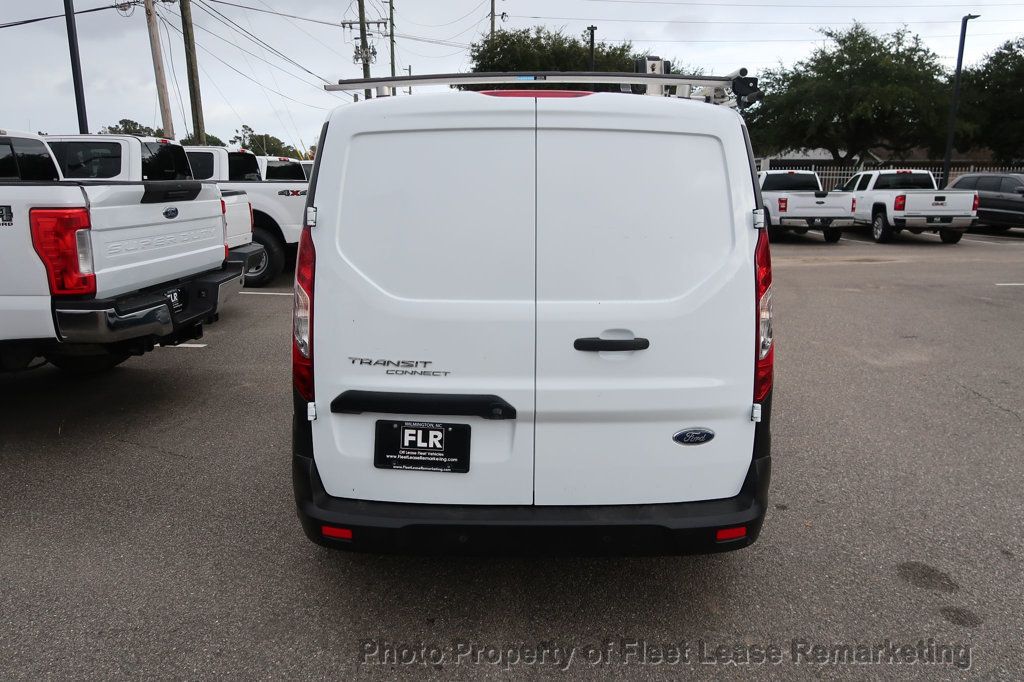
[
  {"left": 247, "top": 227, "right": 285, "bottom": 287},
  {"left": 822, "top": 226, "right": 842, "bottom": 243},
  {"left": 45, "top": 351, "right": 129, "bottom": 373},
  {"left": 939, "top": 230, "right": 963, "bottom": 244}
]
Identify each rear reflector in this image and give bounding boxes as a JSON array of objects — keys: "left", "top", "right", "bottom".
[
  {"left": 321, "top": 525, "right": 353, "bottom": 540},
  {"left": 30, "top": 208, "right": 96, "bottom": 296},
  {"left": 716, "top": 526, "right": 747, "bottom": 542},
  {"left": 480, "top": 90, "right": 592, "bottom": 98}
]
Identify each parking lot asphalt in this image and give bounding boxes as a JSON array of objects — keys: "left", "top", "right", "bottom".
[{"left": 2, "top": 227, "right": 1023, "bottom": 679}]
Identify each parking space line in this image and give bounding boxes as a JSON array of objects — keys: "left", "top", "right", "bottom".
[
  {"left": 239, "top": 291, "right": 292, "bottom": 296},
  {"left": 995, "top": 283, "right": 1024, "bottom": 286},
  {"left": 160, "top": 343, "right": 208, "bottom": 348}
]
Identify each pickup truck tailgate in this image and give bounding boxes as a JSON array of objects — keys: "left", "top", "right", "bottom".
[
  {"left": 785, "top": 191, "right": 851, "bottom": 218},
  {"left": 84, "top": 182, "right": 226, "bottom": 298},
  {"left": 903, "top": 190, "right": 974, "bottom": 216}
]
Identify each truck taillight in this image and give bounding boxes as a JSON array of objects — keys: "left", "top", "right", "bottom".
[
  {"left": 248, "top": 202, "right": 254, "bottom": 232},
  {"left": 754, "top": 227, "right": 773, "bottom": 402},
  {"left": 972, "top": 192, "right": 979, "bottom": 212},
  {"left": 777, "top": 197, "right": 788, "bottom": 213},
  {"left": 293, "top": 225, "right": 315, "bottom": 401},
  {"left": 30, "top": 208, "right": 95, "bottom": 296},
  {"left": 220, "top": 198, "right": 229, "bottom": 261},
  {"left": 894, "top": 194, "right": 906, "bottom": 211},
  {"left": 851, "top": 197, "right": 856, "bottom": 213}
]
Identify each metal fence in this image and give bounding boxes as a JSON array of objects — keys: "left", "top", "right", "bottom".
[{"left": 756, "top": 159, "right": 1024, "bottom": 191}]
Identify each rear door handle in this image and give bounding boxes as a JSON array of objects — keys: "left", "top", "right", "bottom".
[{"left": 573, "top": 337, "right": 650, "bottom": 352}]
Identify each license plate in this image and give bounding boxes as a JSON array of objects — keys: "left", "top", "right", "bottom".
[
  {"left": 374, "top": 420, "right": 471, "bottom": 473},
  {"left": 164, "top": 288, "right": 184, "bottom": 313}
]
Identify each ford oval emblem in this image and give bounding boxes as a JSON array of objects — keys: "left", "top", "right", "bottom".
[
  {"left": 673, "top": 428, "right": 715, "bottom": 446},
  {"left": 163, "top": 206, "right": 179, "bottom": 219}
]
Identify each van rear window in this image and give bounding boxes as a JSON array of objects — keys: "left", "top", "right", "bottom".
[
  {"left": 761, "top": 173, "right": 819, "bottom": 192},
  {"left": 141, "top": 142, "right": 192, "bottom": 180},
  {"left": 49, "top": 141, "right": 122, "bottom": 178},
  {"left": 873, "top": 173, "right": 934, "bottom": 190},
  {"left": 265, "top": 160, "right": 306, "bottom": 181},
  {"left": 228, "top": 152, "right": 261, "bottom": 181}
]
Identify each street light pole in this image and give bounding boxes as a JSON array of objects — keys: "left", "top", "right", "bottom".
[
  {"left": 940, "top": 13, "right": 979, "bottom": 189},
  {"left": 587, "top": 25, "right": 597, "bottom": 70}
]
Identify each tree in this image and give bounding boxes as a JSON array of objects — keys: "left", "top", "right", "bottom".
[
  {"left": 229, "top": 124, "right": 298, "bottom": 157},
  {"left": 745, "top": 25, "right": 947, "bottom": 161},
  {"left": 180, "top": 132, "right": 226, "bottom": 146},
  {"left": 960, "top": 37, "right": 1024, "bottom": 162},
  {"left": 468, "top": 28, "right": 644, "bottom": 90},
  {"left": 99, "top": 118, "right": 165, "bottom": 137}
]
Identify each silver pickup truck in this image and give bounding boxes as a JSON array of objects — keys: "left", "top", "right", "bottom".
[{"left": 0, "top": 130, "right": 243, "bottom": 372}]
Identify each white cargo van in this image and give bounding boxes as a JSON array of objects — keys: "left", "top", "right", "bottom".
[{"left": 293, "top": 74, "right": 773, "bottom": 554}]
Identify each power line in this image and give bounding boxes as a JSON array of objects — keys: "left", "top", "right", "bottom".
[
  {"left": 158, "top": 15, "right": 328, "bottom": 109},
  {"left": 398, "top": 0, "right": 489, "bottom": 28},
  {"left": 572, "top": 0, "right": 1024, "bottom": 6},
  {"left": 510, "top": 14, "right": 1017, "bottom": 26},
  {"left": 0, "top": 3, "right": 122, "bottom": 30},
  {"left": 605, "top": 30, "right": 1021, "bottom": 43},
  {"left": 161, "top": 2, "right": 339, "bottom": 95},
  {"left": 191, "top": 0, "right": 333, "bottom": 83},
  {"left": 203, "top": 0, "right": 340, "bottom": 26}
]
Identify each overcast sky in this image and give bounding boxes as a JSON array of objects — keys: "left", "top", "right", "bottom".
[{"left": 2, "top": 0, "right": 1021, "bottom": 154}]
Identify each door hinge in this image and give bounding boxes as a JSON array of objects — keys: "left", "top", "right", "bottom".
[
  {"left": 753, "top": 207, "right": 766, "bottom": 230},
  {"left": 307, "top": 402, "right": 317, "bottom": 421},
  {"left": 751, "top": 403, "right": 762, "bottom": 422}
]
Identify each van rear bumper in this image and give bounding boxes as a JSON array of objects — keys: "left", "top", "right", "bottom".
[{"left": 292, "top": 453, "right": 770, "bottom": 556}]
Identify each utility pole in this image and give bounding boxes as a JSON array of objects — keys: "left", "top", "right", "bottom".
[
  {"left": 63, "top": 0, "right": 89, "bottom": 133},
  {"left": 490, "top": 0, "right": 496, "bottom": 37},
  {"left": 179, "top": 0, "right": 206, "bottom": 144},
  {"left": 406, "top": 65, "right": 412, "bottom": 95},
  {"left": 587, "top": 25, "right": 597, "bottom": 70},
  {"left": 941, "top": 13, "right": 979, "bottom": 188},
  {"left": 357, "top": 0, "right": 372, "bottom": 100},
  {"left": 144, "top": 0, "right": 174, "bottom": 139},
  {"left": 388, "top": 0, "right": 396, "bottom": 78}
]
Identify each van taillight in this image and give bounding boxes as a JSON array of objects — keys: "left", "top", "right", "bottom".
[
  {"left": 30, "top": 208, "right": 95, "bottom": 296},
  {"left": 777, "top": 197, "right": 788, "bottom": 213},
  {"left": 293, "top": 225, "right": 315, "bottom": 401},
  {"left": 893, "top": 194, "right": 906, "bottom": 211},
  {"left": 754, "top": 227, "right": 773, "bottom": 402},
  {"left": 972, "top": 193, "right": 979, "bottom": 212}
]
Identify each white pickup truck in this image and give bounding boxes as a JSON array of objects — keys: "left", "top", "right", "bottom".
[
  {"left": 185, "top": 147, "right": 308, "bottom": 285},
  {"left": 758, "top": 170, "right": 851, "bottom": 243},
  {"left": 0, "top": 130, "right": 243, "bottom": 372},
  {"left": 46, "top": 134, "right": 265, "bottom": 275},
  {"left": 842, "top": 169, "right": 978, "bottom": 243}
]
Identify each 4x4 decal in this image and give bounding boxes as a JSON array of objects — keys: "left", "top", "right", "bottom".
[
  {"left": 277, "top": 189, "right": 307, "bottom": 197},
  {"left": 0, "top": 205, "right": 12, "bottom": 227}
]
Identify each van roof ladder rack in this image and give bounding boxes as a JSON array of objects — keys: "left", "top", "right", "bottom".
[{"left": 324, "top": 70, "right": 763, "bottom": 108}]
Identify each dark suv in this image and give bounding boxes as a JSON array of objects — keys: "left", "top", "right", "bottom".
[{"left": 948, "top": 173, "right": 1024, "bottom": 229}]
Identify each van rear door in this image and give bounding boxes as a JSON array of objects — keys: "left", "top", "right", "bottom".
[
  {"left": 534, "top": 95, "right": 757, "bottom": 505},
  {"left": 311, "top": 94, "right": 536, "bottom": 505}
]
